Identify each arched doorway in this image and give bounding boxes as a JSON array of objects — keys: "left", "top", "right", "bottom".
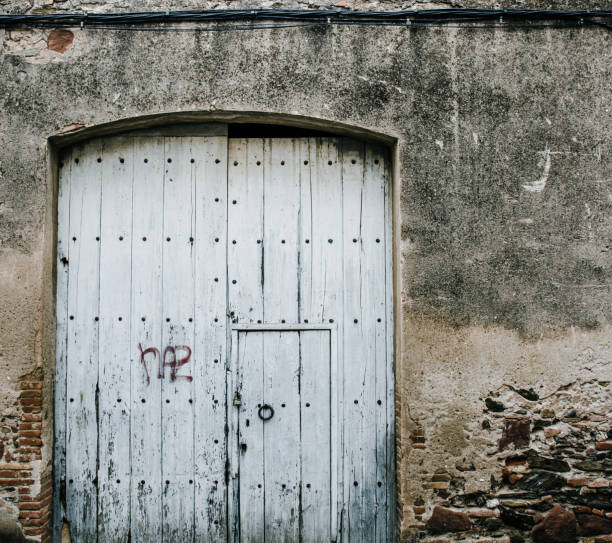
[{"left": 54, "top": 122, "right": 395, "bottom": 542}]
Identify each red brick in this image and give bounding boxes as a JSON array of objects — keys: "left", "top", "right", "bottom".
[
  {"left": 20, "top": 501, "right": 43, "bottom": 510},
  {"left": 573, "top": 506, "right": 592, "bottom": 514},
  {"left": 18, "top": 438, "right": 43, "bottom": 447},
  {"left": 20, "top": 382, "right": 43, "bottom": 390},
  {"left": 23, "top": 522, "right": 50, "bottom": 535},
  {"left": 20, "top": 510, "right": 44, "bottom": 519},
  {"left": 595, "top": 442, "right": 612, "bottom": 451},
  {"left": 18, "top": 423, "right": 42, "bottom": 430},
  {"left": 20, "top": 398, "right": 42, "bottom": 407},
  {"left": 19, "top": 390, "right": 42, "bottom": 398},
  {"left": 468, "top": 509, "right": 494, "bottom": 518},
  {"left": 22, "top": 414, "right": 42, "bottom": 422},
  {"left": 47, "top": 29, "right": 74, "bottom": 53},
  {"left": 20, "top": 516, "right": 48, "bottom": 527},
  {"left": 19, "top": 430, "right": 41, "bottom": 438}
]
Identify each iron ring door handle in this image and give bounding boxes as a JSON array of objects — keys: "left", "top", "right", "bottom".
[{"left": 258, "top": 404, "right": 274, "bottom": 421}]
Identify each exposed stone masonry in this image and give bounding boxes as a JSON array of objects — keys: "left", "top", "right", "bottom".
[
  {"left": 0, "top": 369, "right": 51, "bottom": 543},
  {"left": 409, "top": 379, "right": 611, "bottom": 543}
]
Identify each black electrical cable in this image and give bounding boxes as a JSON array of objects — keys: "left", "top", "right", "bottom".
[{"left": 0, "top": 8, "right": 610, "bottom": 31}]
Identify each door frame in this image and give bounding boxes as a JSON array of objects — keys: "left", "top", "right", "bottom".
[{"left": 228, "top": 323, "right": 338, "bottom": 542}]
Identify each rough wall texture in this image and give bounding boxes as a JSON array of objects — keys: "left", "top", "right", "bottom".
[{"left": 0, "top": 1, "right": 610, "bottom": 541}]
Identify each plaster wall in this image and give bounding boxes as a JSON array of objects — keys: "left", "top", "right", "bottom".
[{"left": 0, "top": 2, "right": 610, "bottom": 541}]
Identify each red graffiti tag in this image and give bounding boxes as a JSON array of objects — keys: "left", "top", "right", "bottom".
[
  {"left": 161, "top": 345, "right": 193, "bottom": 382},
  {"left": 138, "top": 343, "right": 193, "bottom": 384},
  {"left": 138, "top": 343, "right": 159, "bottom": 386}
]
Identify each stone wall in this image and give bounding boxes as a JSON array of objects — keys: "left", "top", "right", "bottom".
[
  {"left": 0, "top": 1, "right": 610, "bottom": 541},
  {"left": 408, "top": 378, "right": 611, "bottom": 543}
]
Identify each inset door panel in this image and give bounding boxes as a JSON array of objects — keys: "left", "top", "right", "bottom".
[{"left": 230, "top": 325, "right": 336, "bottom": 543}]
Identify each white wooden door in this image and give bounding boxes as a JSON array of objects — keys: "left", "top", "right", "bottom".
[
  {"left": 55, "top": 129, "right": 394, "bottom": 543},
  {"left": 226, "top": 137, "right": 394, "bottom": 543},
  {"left": 231, "top": 326, "right": 335, "bottom": 543}
]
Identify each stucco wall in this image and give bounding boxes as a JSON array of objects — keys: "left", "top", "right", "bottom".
[{"left": 0, "top": 3, "right": 610, "bottom": 541}]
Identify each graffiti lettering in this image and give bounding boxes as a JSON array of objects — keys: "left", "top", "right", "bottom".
[{"left": 138, "top": 343, "right": 193, "bottom": 384}]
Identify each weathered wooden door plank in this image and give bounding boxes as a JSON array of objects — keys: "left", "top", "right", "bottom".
[
  {"left": 361, "top": 142, "right": 388, "bottom": 543},
  {"left": 130, "top": 137, "right": 165, "bottom": 543},
  {"left": 235, "top": 330, "right": 265, "bottom": 543},
  {"left": 160, "top": 137, "right": 196, "bottom": 542},
  {"left": 228, "top": 138, "right": 266, "bottom": 543},
  {"left": 261, "top": 139, "right": 301, "bottom": 542},
  {"left": 300, "top": 329, "right": 333, "bottom": 542},
  {"left": 306, "top": 138, "right": 344, "bottom": 541},
  {"left": 382, "top": 146, "right": 397, "bottom": 543},
  {"left": 65, "top": 139, "right": 103, "bottom": 543},
  {"left": 340, "top": 139, "right": 369, "bottom": 543},
  {"left": 193, "top": 136, "right": 229, "bottom": 541},
  {"left": 54, "top": 146, "right": 71, "bottom": 542},
  {"left": 98, "top": 137, "right": 134, "bottom": 542}
]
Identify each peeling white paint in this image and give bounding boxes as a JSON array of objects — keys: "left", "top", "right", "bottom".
[
  {"left": 523, "top": 147, "right": 551, "bottom": 193},
  {"left": 472, "top": 132, "right": 479, "bottom": 146},
  {"left": 435, "top": 139, "right": 444, "bottom": 150}
]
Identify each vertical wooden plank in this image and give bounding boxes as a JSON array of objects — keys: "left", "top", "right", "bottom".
[
  {"left": 97, "top": 137, "right": 133, "bottom": 543},
  {"left": 228, "top": 329, "right": 241, "bottom": 543},
  {"left": 307, "top": 138, "right": 344, "bottom": 541},
  {"left": 298, "top": 139, "right": 338, "bottom": 541},
  {"left": 227, "top": 139, "right": 265, "bottom": 542},
  {"left": 161, "top": 137, "right": 196, "bottom": 542},
  {"left": 298, "top": 139, "right": 313, "bottom": 324},
  {"left": 235, "top": 331, "right": 265, "bottom": 543},
  {"left": 383, "top": 147, "right": 397, "bottom": 542},
  {"left": 361, "top": 143, "right": 387, "bottom": 542},
  {"left": 263, "top": 330, "right": 300, "bottom": 543},
  {"left": 65, "top": 139, "right": 102, "bottom": 543},
  {"left": 54, "top": 148, "right": 71, "bottom": 541},
  {"left": 300, "top": 330, "right": 332, "bottom": 542},
  {"left": 193, "top": 136, "right": 229, "bottom": 540},
  {"left": 130, "top": 137, "right": 165, "bottom": 543},
  {"left": 228, "top": 139, "right": 264, "bottom": 323},
  {"left": 262, "top": 139, "right": 301, "bottom": 542},
  {"left": 340, "top": 139, "right": 370, "bottom": 543},
  {"left": 262, "top": 138, "right": 300, "bottom": 323}
]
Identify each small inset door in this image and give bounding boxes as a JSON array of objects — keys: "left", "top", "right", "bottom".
[{"left": 230, "top": 325, "right": 336, "bottom": 543}]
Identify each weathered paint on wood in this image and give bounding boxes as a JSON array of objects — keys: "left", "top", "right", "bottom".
[
  {"left": 53, "top": 144, "right": 70, "bottom": 543},
  {"left": 193, "top": 136, "right": 228, "bottom": 541},
  {"left": 64, "top": 139, "right": 102, "bottom": 543},
  {"left": 56, "top": 133, "right": 393, "bottom": 543},
  {"left": 232, "top": 329, "right": 332, "bottom": 542},
  {"left": 130, "top": 137, "right": 164, "bottom": 543}
]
